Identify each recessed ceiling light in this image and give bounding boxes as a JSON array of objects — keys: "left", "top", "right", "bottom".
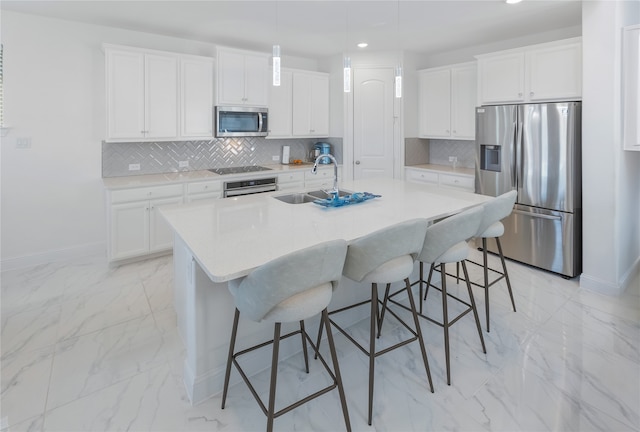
[
  {"left": 506, "top": 0, "right": 522, "bottom": 3},
  {"left": 357, "top": 42, "right": 368, "bottom": 48}
]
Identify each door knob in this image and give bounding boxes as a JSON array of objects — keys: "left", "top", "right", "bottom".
[{"left": 355, "top": 160, "right": 361, "bottom": 165}]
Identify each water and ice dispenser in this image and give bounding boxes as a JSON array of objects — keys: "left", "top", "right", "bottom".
[{"left": 480, "top": 145, "right": 501, "bottom": 172}]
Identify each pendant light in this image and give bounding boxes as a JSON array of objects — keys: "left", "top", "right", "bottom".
[
  {"left": 272, "top": 1, "right": 281, "bottom": 86},
  {"left": 272, "top": 45, "right": 281, "bottom": 86},
  {"left": 343, "top": 1, "right": 351, "bottom": 93},
  {"left": 394, "top": 0, "right": 402, "bottom": 98}
]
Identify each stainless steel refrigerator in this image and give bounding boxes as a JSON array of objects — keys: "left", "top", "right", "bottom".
[{"left": 475, "top": 102, "right": 581, "bottom": 278}]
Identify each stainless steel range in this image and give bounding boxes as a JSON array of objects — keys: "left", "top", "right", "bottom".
[{"left": 208, "top": 166, "right": 277, "bottom": 197}]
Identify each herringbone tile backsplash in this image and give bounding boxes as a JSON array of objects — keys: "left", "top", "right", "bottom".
[{"left": 102, "top": 137, "right": 343, "bottom": 177}]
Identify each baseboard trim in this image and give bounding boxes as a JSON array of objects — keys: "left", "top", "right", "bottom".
[
  {"left": 0, "top": 242, "right": 106, "bottom": 272},
  {"left": 579, "top": 257, "right": 640, "bottom": 296}
]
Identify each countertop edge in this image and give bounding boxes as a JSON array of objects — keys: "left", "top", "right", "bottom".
[
  {"left": 102, "top": 163, "right": 336, "bottom": 190},
  {"left": 405, "top": 164, "right": 475, "bottom": 177}
]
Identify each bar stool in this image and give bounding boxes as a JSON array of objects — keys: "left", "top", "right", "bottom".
[
  {"left": 466, "top": 190, "right": 517, "bottom": 332},
  {"left": 221, "top": 240, "right": 351, "bottom": 432},
  {"left": 387, "top": 206, "right": 486, "bottom": 386},
  {"left": 317, "top": 219, "right": 434, "bottom": 426}
]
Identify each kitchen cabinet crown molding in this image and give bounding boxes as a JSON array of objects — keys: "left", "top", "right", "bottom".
[{"left": 473, "top": 36, "right": 582, "bottom": 60}]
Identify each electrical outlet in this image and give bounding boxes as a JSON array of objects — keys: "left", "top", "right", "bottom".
[
  {"left": 272, "top": 155, "right": 279, "bottom": 161},
  {"left": 448, "top": 156, "right": 458, "bottom": 163},
  {"left": 129, "top": 163, "right": 141, "bottom": 171},
  {"left": 16, "top": 137, "right": 32, "bottom": 149},
  {"left": 179, "top": 161, "right": 189, "bottom": 168}
]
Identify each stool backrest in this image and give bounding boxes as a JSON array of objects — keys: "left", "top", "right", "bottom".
[
  {"left": 343, "top": 218, "right": 428, "bottom": 282},
  {"left": 476, "top": 190, "right": 517, "bottom": 237},
  {"left": 418, "top": 206, "right": 484, "bottom": 264},
  {"left": 235, "top": 239, "right": 348, "bottom": 322}
]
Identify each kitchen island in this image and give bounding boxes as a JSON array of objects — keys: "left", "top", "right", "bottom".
[{"left": 159, "top": 177, "right": 490, "bottom": 404}]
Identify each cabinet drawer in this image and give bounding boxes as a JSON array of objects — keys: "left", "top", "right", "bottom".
[
  {"left": 406, "top": 169, "right": 439, "bottom": 184},
  {"left": 111, "top": 184, "right": 184, "bottom": 203},
  {"left": 187, "top": 180, "right": 222, "bottom": 195},
  {"left": 304, "top": 166, "right": 341, "bottom": 180},
  {"left": 439, "top": 174, "right": 474, "bottom": 190},
  {"left": 278, "top": 171, "right": 305, "bottom": 184}
]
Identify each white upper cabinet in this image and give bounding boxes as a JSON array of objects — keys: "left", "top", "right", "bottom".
[
  {"left": 268, "top": 68, "right": 329, "bottom": 138},
  {"left": 477, "top": 38, "right": 582, "bottom": 105},
  {"left": 105, "top": 44, "right": 214, "bottom": 142},
  {"left": 292, "top": 71, "right": 329, "bottom": 137},
  {"left": 181, "top": 56, "right": 214, "bottom": 138},
  {"left": 216, "top": 48, "right": 269, "bottom": 106},
  {"left": 477, "top": 52, "right": 525, "bottom": 104},
  {"left": 419, "top": 62, "right": 476, "bottom": 140},
  {"left": 268, "top": 69, "right": 293, "bottom": 137},
  {"left": 106, "top": 48, "right": 178, "bottom": 140},
  {"left": 527, "top": 41, "right": 582, "bottom": 101}
]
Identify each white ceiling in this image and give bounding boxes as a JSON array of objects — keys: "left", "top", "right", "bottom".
[{"left": 1, "top": 0, "right": 583, "bottom": 58}]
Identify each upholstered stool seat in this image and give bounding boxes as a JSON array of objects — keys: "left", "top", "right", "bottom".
[
  {"left": 221, "top": 240, "right": 351, "bottom": 432},
  {"left": 316, "top": 219, "right": 434, "bottom": 426}
]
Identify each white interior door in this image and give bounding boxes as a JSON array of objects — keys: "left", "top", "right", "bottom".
[{"left": 353, "top": 68, "right": 395, "bottom": 179}]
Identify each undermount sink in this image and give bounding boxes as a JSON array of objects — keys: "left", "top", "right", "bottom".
[
  {"left": 273, "top": 189, "right": 352, "bottom": 204},
  {"left": 273, "top": 193, "right": 317, "bottom": 204},
  {"left": 306, "top": 189, "right": 351, "bottom": 199}
]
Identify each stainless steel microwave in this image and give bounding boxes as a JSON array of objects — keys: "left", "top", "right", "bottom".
[{"left": 215, "top": 106, "right": 268, "bottom": 137}]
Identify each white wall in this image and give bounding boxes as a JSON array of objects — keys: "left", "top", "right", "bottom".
[
  {"left": 0, "top": 11, "right": 317, "bottom": 270},
  {"left": 580, "top": 0, "right": 640, "bottom": 295}
]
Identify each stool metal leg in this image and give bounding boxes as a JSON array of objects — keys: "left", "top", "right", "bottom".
[
  {"left": 377, "top": 283, "right": 391, "bottom": 338},
  {"left": 440, "top": 263, "right": 452, "bottom": 386},
  {"left": 423, "top": 264, "right": 435, "bottom": 301},
  {"left": 300, "top": 320, "right": 310, "bottom": 373},
  {"left": 496, "top": 238, "right": 517, "bottom": 313},
  {"left": 404, "top": 277, "right": 434, "bottom": 393},
  {"left": 266, "top": 323, "right": 282, "bottom": 432},
  {"left": 482, "top": 238, "right": 491, "bottom": 332},
  {"left": 368, "top": 283, "right": 378, "bottom": 426},
  {"left": 462, "top": 261, "right": 486, "bottom": 354},
  {"left": 221, "top": 308, "right": 241, "bottom": 409},
  {"left": 323, "top": 309, "right": 352, "bottom": 432}
]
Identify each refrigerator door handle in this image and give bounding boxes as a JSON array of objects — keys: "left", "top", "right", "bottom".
[
  {"left": 514, "top": 115, "right": 522, "bottom": 190},
  {"left": 512, "top": 209, "right": 562, "bottom": 221}
]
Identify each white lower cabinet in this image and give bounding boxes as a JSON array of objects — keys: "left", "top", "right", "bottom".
[
  {"left": 277, "top": 171, "right": 305, "bottom": 191},
  {"left": 405, "top": 167, "right": 474, "bottom": 192},
  {"left": 108, "top": 184, "right": 184, "bottom": 261},
  {"left": 186, "top": 180, "right": 223, "bottom": 202}
]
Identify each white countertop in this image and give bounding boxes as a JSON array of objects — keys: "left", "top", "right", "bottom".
[
  {"left": 159, "top": 177, "right": 490, "bottom": 283},
  {"left": 406, "top": 164, "right": 475, "bottom": 177},
  {"left": 102, "top": 163, "right": 321, "bottom": 190}
]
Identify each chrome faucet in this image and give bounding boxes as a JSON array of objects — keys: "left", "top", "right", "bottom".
[{"left": 312, "top": 153, "right": 339, "bottom": 198}]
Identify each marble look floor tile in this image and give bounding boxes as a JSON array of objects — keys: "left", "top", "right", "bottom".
[
  {"left": 0, "top": 346, "right": 53, "bottom": 428},
  {"left": 2, "top": 251, "right": 639, "bottom": 432},
  {"left": 55, "top": 282, "right": 152, "bottom": 342},
  {"left": 0, "top": 415, "right": 43, "bottom": 432},
  {"left": 47, "top": 314, "right": 169, "bottom": 410},
  {"left": 463, "top": 360, "right": 637, "bottom": 432},
  {"left": 1, "top": 304, "right": 61, "bottom": 359}
]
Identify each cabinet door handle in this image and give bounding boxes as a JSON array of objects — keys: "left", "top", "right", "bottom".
[
  {"left": 355, "top": 160, "right": 361, "bottom": 165},
  {"left": 518, "top": 92, "right": 523, "bottom": 98},
  {"left": 530, "top": 91, "right": 534, "bottom": 97}
]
